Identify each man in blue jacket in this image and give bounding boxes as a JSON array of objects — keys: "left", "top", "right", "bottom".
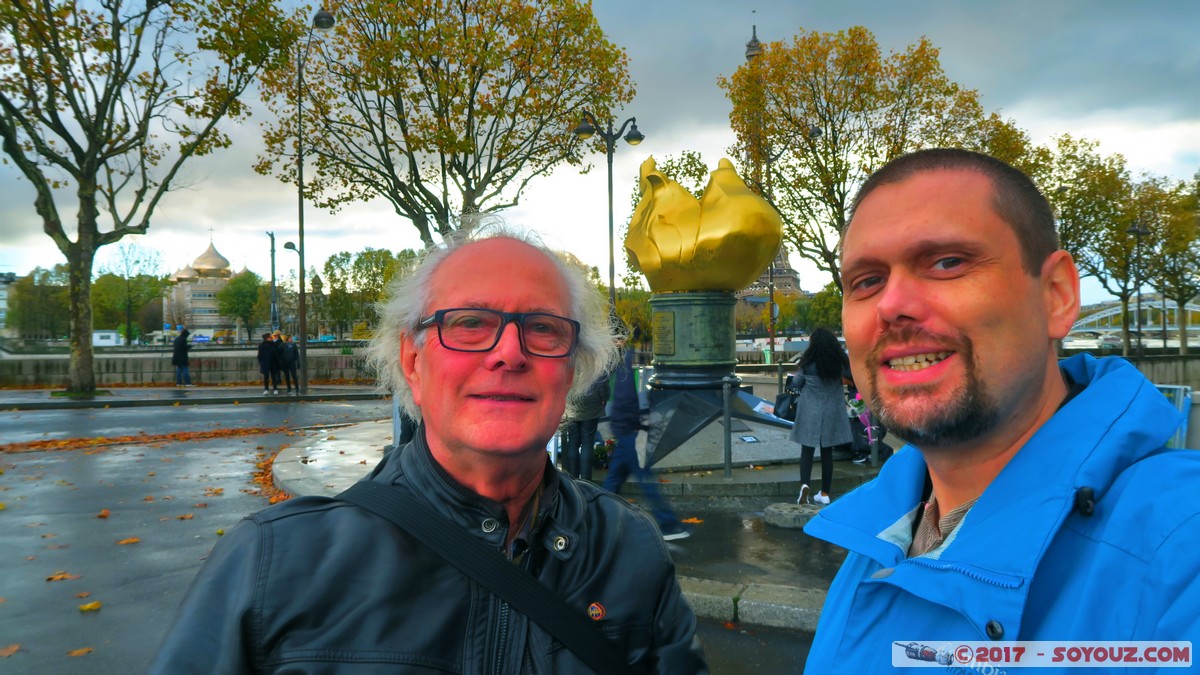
[{"left": 808, "top": 148, "right": 1200, "bottom": 672}]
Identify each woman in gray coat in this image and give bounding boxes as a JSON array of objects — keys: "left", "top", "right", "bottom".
[{"left": 790, "top": 327, "right": 853, "bottom": 505}]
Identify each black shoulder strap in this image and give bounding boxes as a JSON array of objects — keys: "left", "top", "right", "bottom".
[{"left": 336, "top": 480, "right": 634, "bottom": 675}]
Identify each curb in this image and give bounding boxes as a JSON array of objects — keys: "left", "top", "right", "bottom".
[{"left": 678, "top": 577, "right": 825, "bottom": 631}]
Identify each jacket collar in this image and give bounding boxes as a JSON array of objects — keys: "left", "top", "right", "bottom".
[
  {"left": 806, "top": 355, "right": 1182, "bottom": 628},
  {"left": 373, "top": 426, "right": 562, "bottom": 530}
]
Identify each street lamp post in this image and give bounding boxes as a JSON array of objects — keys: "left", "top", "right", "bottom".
[
  {"left": 295, "top": 8, "right": 335, "bottom": 395},
  {"left": 267, "top": 232, "right": 279, "bottom": 330},
  {"left": 572, "top": 111, "right": 644, "bottom": 309},
  {"left": 1128, "top": 223, "right": 1151, "bottom": 358}
]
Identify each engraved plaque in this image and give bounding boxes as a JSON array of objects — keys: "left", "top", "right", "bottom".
[{"left": 652, "top": 311, "right": 675, "bottom": 356}]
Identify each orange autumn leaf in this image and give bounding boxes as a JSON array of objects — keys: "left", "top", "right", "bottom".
[
  {"left": 0, "top": 644, "right": 19, "bottom": 658},
  {"left": 78, "top": 601, "right": 102, "bottom": 612},
  {"left": 176, "top": 513, "right": 194, "bottom": 520},
  {"left": 116, "top": 537, "right": 140, "bottom": 545},
  {"left": 66, "top": 647, "right": 93, "bottom": 657},
  {"left": 681, "top": 517, "right": 704, "bottom": 524},
  {"left": 143, "top": 496, "right": 155, "bottom": 502},
  {"left": 96, "top": 509, "right": 110, "bottom": 519},
  {"left": 75, "top": 592, "right": 91, "bottom": 599},
  {"left": 46, "top": 571, "right": 81, "bottom": 582},
  {"left": 193, "top": 503, "right": 208, "bottom": 508}
]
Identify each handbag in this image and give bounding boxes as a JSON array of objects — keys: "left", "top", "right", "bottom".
[
  {"left": 336, "top": 480, "right": 634, "bottom": 675},
  {"left": 774, "top": 392, "right": 797, "bottom": 420}
]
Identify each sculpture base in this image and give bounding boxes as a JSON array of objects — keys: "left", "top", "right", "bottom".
[{"left": 647, "top": 291, "right": 737, "bottom": 389}]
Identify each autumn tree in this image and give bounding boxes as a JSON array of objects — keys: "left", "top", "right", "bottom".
[
  {"left": 810, "top": 282, "right": 843, "bottom": 332},
  {"left": 8, "top": 265, "right": 70, "bottom": 340},
  {"left": 0, "top": 0, "right": 292, "bottom": 391},
  {"left": 720, "top": 26, "right": 1034, "bottom": 291},
  {"left": 256, "top": 0, "right": 634, "bottom": 247},
  {"left": 1151, "top": 183, "right": 1200, "bottom": 354},
  {"left": 217, "top": 271, "right": 266, "bottom": 341},
  {"left": 1042, "top": 136, "right": 1143, "bottom": 354},
  {"left": 91, "top": 244, "right": 170, "bottom": 345}
]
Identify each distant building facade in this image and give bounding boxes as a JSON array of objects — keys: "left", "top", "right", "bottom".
[{"left": 163, "top": 242, "right": 234, "bottom": 333}]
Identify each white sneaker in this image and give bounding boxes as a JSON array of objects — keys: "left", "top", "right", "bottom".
[
  {"left": 262, "top": 390, "right": 270, "bottom": 395},
  {"left": 813, "top": 492, "right": 831, "bottom": 505},
  {"left": 273, "top": 389, "right": 280, "bottom": 395},
  {"left": 797, "top": 484, "right": 810, "bottom": 505}
]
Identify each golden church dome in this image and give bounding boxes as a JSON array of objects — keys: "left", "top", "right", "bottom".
[
  {"left": 192, "top": 242, "right": 232, "bottom": 278},
  {"left": 173, "top": 265, "right": 199, "bottom": 281}
]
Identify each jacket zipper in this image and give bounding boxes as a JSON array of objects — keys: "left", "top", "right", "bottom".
[
  {"left": 904, "top": 557, "right": 1023, "bottom": 589},
  {"left": 493, "top": 598, "right": 510, "bottom": 675}
]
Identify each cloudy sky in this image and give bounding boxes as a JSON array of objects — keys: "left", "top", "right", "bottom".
[{"left": 2, "top": 0, "right": 1198, "bottom": 306}]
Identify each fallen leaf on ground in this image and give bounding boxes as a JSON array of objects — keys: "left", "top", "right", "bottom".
[
  {"left": 96, "top": 509, "right": 110, "bottom": 519},
  {"left": 681, "top": 517, "right": 704, "bottom": 524},
  {"left": 193, "top": 503, "right": 208, "bottom": 508},
  {"left": 116, "top": 537, "right": 140, "bottom": 545},
  {"left": 46, "top": 571, "right": 81, "bottom": 582},
  {"left": 176, "top": 513, "right": 194, "bottom": 520},
  {"left": 75, "top": 592, "right": 91, "bottom": 599},
  {"left": 66, "top": 647, "right": 93, "bottom": 657},
  {"left": 41, "top": 533, "right": 56, "bottom": 539},
  {"left": 143, "top": 496, "right": 155, "bottom": 502},
  {"left": 216, "top": 529, "right": 225, "bottom": 536},
  {"left": 0, "top": 503, "right": 5, "bottom": 511},
  {"left": 78, "top": 601, "right": 102, "bottom": 612},
  {"left": 202, "top": 487, "right": 224, "bottom": 497},
  {"left": 0, "top": 644, "right": 19, "bottom": 657}
]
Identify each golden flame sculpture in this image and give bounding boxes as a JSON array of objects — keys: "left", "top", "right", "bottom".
[{"left": 625, "top": 157, "right": 783, "bottom": 292}]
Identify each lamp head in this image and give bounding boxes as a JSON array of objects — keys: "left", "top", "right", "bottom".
[
  {"left": 284, "top": 241, "right": 299, "bottom": 252},
  {"left": 572, "top": 118, "right": 596, "bottom": 140},
  {"left": 624, "top": 120, "right": 644, "bottom": 146},
  {"left": 312, "top": 8, "right": 335, "bottom": 31}
]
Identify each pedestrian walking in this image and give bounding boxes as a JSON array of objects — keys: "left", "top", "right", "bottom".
[
  {"left": 790, "top": 327, "right": 853, "bottom": 506},
  {"left": 558, "top": 371, "right": 609, "bottom": 479},
  {"left": 256, "top": 333, "right": 279, "bottom": 395},
  {"left": 171, "top": 328, "right": 193, "bottom": 387},
  {"left": 602, "top": 333, "right": 690, "bottom": 540},
  {"left": 281, "top": 334, "right": 300, "bottom": 394}
]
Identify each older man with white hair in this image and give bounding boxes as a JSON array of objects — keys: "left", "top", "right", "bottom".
[{"left": 151, "top": 227, "right": 708, "bottom": 674}]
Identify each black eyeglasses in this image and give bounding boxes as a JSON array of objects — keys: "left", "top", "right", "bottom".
[{"left": 415, "top": 308, "right": 580, "bottom": 358}]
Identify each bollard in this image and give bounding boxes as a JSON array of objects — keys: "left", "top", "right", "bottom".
[{"left": 722, "top": 376, "right": 734, "bottom": 479}]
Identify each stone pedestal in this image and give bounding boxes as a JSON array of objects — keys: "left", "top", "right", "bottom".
[{"left": 648, "top": 291, "right": 737, "bottom": 389}]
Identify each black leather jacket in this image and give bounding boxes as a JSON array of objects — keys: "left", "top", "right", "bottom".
[{"left": 151, "top": 432, "right": 708, "bottom": 674}]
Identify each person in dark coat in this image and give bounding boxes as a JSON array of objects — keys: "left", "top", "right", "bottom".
[
  {"left": 601, "top": 335, "right": 689, "bottom": 540},
  {"left": 790, "top": 327, "right": 853, "bottom": 505},
  {"left": 257, "top": 333, "right": 280, "bottom": 395},
  {"left": 558, "top": 371, "right": 609, "bottom": 479},
  {"left": 281, "top": 334, "right": 300, "bottom": 394},
  {"left": 171, "top": 328, "right": 192, "bottom": 387}
]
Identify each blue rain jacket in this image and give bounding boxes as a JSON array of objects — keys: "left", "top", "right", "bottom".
[{"left": 805, "top": 354, "right": 1200, "bottom": 672}]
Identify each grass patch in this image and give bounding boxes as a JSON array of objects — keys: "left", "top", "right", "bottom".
[{"left": 50, "top": 390, "right": 113, "bottom": 398}]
